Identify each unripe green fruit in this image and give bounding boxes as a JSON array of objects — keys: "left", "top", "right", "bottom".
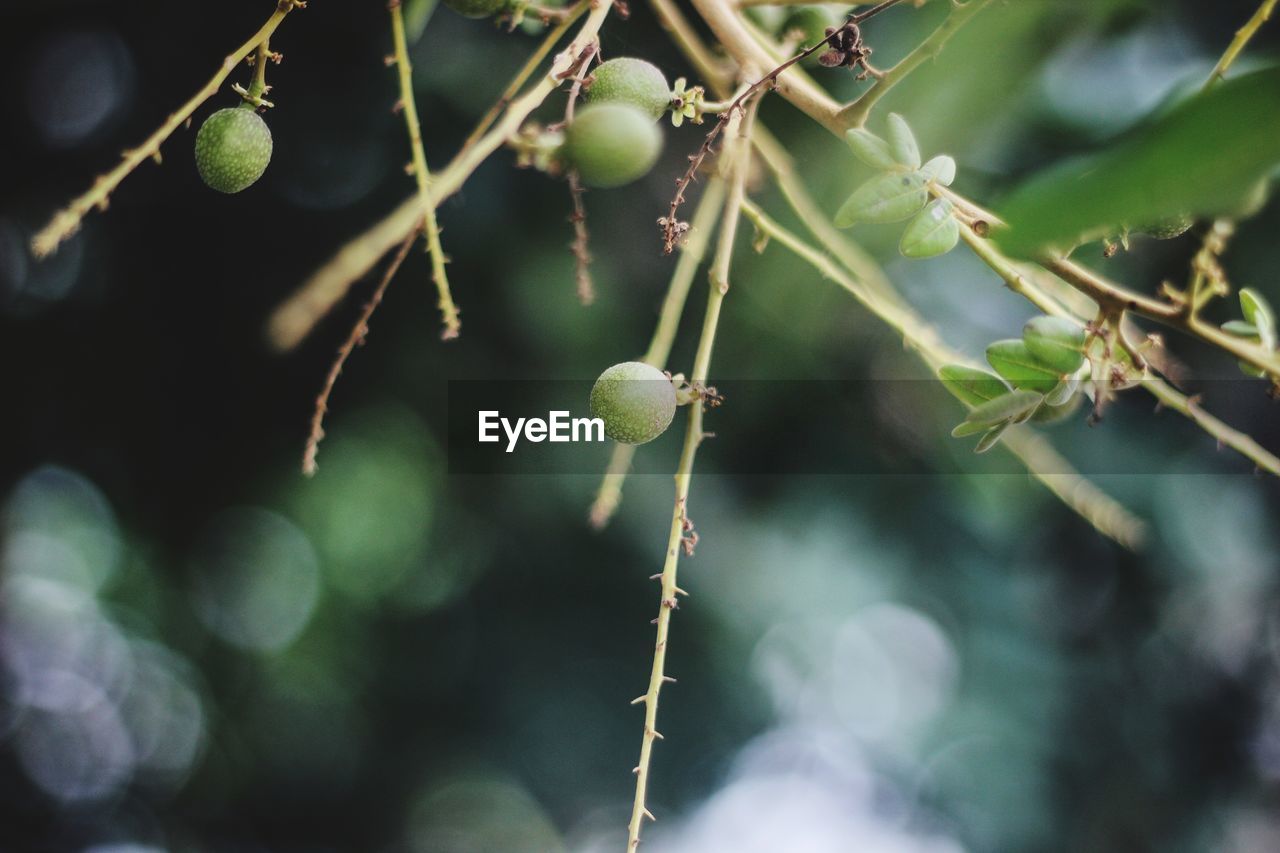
[
  {"left": 195, "top": 107, "right": 273, "bottom": 194},
  {"left": 563, "top": 103, "right": 663, "bottom": 189},
  {"left": 590, "top": 361, "right": 677, "bottom": 445},
  {"left": 442, "top": 0, "right": 506, "bottom": 18},
  {"left": 585, "top": 58, "right": 671, "bottom": 121}
]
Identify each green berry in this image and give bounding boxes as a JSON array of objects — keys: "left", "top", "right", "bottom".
[
  {"left": 590, "top": 361, "right": 677, "bottom": 445},
  {"left": 442, "top": 0, "right": 507, "bottom": 18},
  {"left": 194, "top": 107, "right": 273, "bottom": 194},
  {"left": 585, "top": 58, "right": 671, "bottom": 121},
  {"left": 563, "top": 103, "right": 663, "bottom": 189}
]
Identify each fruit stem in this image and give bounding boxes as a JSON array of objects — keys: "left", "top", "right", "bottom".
[
  {"left": 30, "top": 0, "right": 304, "bottom": 258},
  {"left": 389, "top": 0, "right": 462, "bottom": 339}
]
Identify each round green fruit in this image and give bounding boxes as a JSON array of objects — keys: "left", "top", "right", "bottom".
[
  {"left": 590, "top": 361, "right": 677, "bottom": 445},
  {"left": 1136, "top": 214, "right": 1194, "bottom": 240},
  {"left": 563, "top": 103, "right": 663, "bottom": 189},
  {"left": 195, "top": 107, "right": 273, "bottom": 194},
  {"left": 585, "top": 57, "right": 671, "bottom": 121},
  {"left": 442, "top": 0, "right": 506, "bottom": 18}
]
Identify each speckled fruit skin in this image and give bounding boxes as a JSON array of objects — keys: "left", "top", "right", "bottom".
[
  {"left": 585, "top": 58, "right": 671, "bottom": 121},
  {"left": 195, "top": 107, "right": 273, "bottom": 194},
  {"left": 590, "top": 362, "right": 677, "bottom": 445},
  {"left": 442, "top": 0, "right": 506, "bottom": 18},
  {"left": 563, "top": 103, "right": 663, "bottom": 189}
]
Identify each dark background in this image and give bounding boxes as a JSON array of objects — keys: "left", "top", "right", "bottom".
[{"left": 2, "top": 1, "right": 1279, "bottom": 851}]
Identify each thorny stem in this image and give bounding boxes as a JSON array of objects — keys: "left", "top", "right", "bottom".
[
  {"left": 31, "top": 0, "right": 305, "bottom": 258},
  {"left": 268, "top": 0, "right": 614, "bottom": 350},
  {"left": 302, "top": 229, "right": 419, "bottom": 476},
  {"left": 627, "top": 99, "right": 757, "bottom": 852},
  {"left": 741, "top": 199, "right": 1148, "bottom": 547},
  {"left": 390, "top": 0, "right": 462, "bottom": 339},
  {"left": 1205, "top": 0, "right": 1278, "bottom": 91},
  {"left": 590, "top": 178, "right": 728, "bottom": 529}
]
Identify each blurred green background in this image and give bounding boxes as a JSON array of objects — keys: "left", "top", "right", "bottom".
[{"left": 2, "top": 1, "right": 1280, "bottom": 850}]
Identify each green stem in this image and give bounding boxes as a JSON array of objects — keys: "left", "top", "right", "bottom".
[
  {"left": 32, "top": 0, "right": 304, "bottom": 258},
  {"left": 837, "top": 0, "right": 994, "bottom": 127},
  {"left": 740, "top": 198, "right": 1148, "bottom": 548},
  {"left": 626, "top": 96, "right": 756, "bottom": 853},
  {"left": 589, "top": 178, "right": 729, "bottom": 530},
  {"left": 268, "top": 0, "right": 613, "bottom": 350},
  {"left": 390, "top": 0, "right": 462, "bottom": 339},
  {"left": 1205, "top": 0, "right": 1278, "bottom": 90}
]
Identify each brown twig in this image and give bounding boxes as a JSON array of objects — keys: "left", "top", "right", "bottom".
[
  {"left": 302, "top": 227, "right": 420, "bottom": 476},
  {"left": 557, "top": 44, "right": 599, "bottom": 303},
  {"left": 658, "top": 0, "right": 905, "bottom": 252}
]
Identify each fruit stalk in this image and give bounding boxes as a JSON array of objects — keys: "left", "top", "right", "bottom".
[
  {"left": 31, "top": 0, "right": 304, "bottom": 258},
  {"left": 389, "top": 0, "right": 462, "bottom": 339}
]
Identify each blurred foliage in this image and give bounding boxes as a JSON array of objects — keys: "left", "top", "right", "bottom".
[{"left": 1, "top": 1, "right": 1279, "bottom": 852}]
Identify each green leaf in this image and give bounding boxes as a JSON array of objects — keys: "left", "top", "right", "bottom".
[
  {"left": 885, "top": 113, "right": 921, "bottom": 170},
  {"left": 899, "top": 199, "right": 960, "bottom": 259},
  {"left": 1033, "top": 390, "right": 1082, "bottom": 423},
  {"left": 994, "top": 66, "right": 1280, "bottom": 257},
  {"left": 920, "top": 155, "right": 956, "bottom": 187},
  {"left": 1022, "top": 316, "right": 1087, "bottom": 375},
  {"left": 986, "top": 339, "right": 1062, "bottom": 393},
  {"left": 1043, "top": 376, "right": 1079, "bottom": 407},
  {"left": 1240, "top": 288, "right": 1277, "bottom": 351},
  {"left": 937, "top": 365, "right": 1011, "bottom": 408},
  {"left": 845, "top": 128, "right": 901, "bottom": 172},
  {"left": 952, "top": 419, "right": 993, "bottom": 438},
  {"left": 835, "top": 171, "right": 928, "bottom": 226},
  {"left": 975, "top": 422, "right": 1011, "bottom": 454},
  {"left": 1222, "top": 320, "right": 1259, "bottom": 338},
  {"left": 963, "top": 389, "right": 1045, "bottom": 428}
]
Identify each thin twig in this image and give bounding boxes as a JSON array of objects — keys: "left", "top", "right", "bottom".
[
  {"left": 268, "top": 0, "right": 614, "bottom": 350},
  {"left": 558, "top": 43, "right": 599, "bottom": 304},
  {"left": 739, "top": 199, "right": 1149, "bottom": 546},
  {"left": 302, "top": 228, "right": 420, "bottom": 476},
  {"left": 390, "top": 0, "right": 462, "bottom": 339},
  {"left": 31, "top": 0, "right": 304, "bottom": 257},
  {"left": 1205, "top": 0, "right": 1278, "bottom": 91},
  {"left": 627, "top": 93, "right": 758, "bottom": 853},
  {"left": 659, "top": 0, "right": 906, "bottom": 252}
]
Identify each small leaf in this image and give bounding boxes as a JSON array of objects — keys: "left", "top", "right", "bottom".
[
  {"left": 975, "top": 422, "right": 1011, "bottom": 454},
  {"left": 1240, "top": 288, "right": 1276, "bottom": 350},
  {"left": 920, "top": 155, "right": 956, "bottom": 187},
  {"left": 835, "top": 171, "right": 928, "bottom": 226},
  {"left": 952, "top": 419, "right": 993, "bottom": 438},
  {"left": 963, "top": 389, "right": 1045, "bottom": 428},
  {"left": 1022, "top": 316, "right": 1087, "bottom": 375},
  {"left": 1033, "top": 390, "right": 1083, "bottom": 423},
  {"left": 1043, "top": 376, "right": 1079, "bottom": 407},
  {"left": 886, "top": 113, "right": 921, "bottom": 170},
  {"left": 986, "top": 340, "right": 1062, "bottom": 393},
  {"left": 1222, "top": 320, "right": 1259, "bottom": 338},
  {"left": 845, "top": 128, "right": 901, "bottom": 172},
  {"left": 937, "top": 364, "right": 1011, "bottom": 408},
  {"left": 900, "top": 199, "right": 960, "bottom": 259}
]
